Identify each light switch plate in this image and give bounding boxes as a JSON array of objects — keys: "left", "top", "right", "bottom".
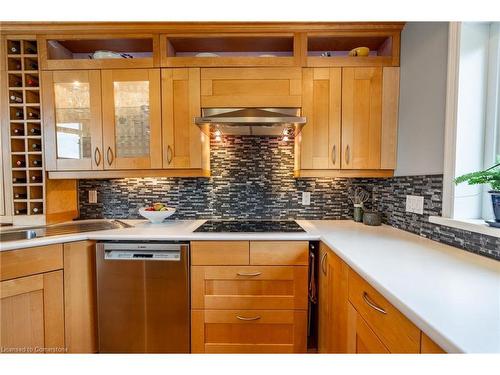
[
  {"left": 406, "top": 195, "right": 424, "bottom": 214},
  {"left": 302, "top": 191, "right": 311, "bottom": 206},
  {"left": 88, "top": 190, "right": 98, "bottom": 204}
]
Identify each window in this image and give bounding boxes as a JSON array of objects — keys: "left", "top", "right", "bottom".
[{"left": 435, "top": 22, "right": 500, "bottom": 237}]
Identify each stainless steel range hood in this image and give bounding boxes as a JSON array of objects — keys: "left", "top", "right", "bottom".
[{"left": 194, "top": 108, "right": 306, "bottom": 136}]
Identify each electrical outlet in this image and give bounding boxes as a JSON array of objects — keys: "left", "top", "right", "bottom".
[
  {"left": 405, "top": 195, "right": 424, "bottom": 214},
  {"left": 302, "top": 191, "right": 311, "bottom": 206},
  {"left": 88, "top": 190, "right": 98, "bottom": 204}
]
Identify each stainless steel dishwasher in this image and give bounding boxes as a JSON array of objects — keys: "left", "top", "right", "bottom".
[{"left": 96, "top": 241, "right": 190, "bottom": 353}]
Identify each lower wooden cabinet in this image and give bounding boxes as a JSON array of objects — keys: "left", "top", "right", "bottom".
[
  {"left": 190, "top": 241, "right": 309, "bottom": 353},
  {"left": 347, "top": 302, "right": 389, "bottom": 353},
  {"left": 191, "top": 309, "right": 307, "bottom": 353},
  {"left": 0, "top": 270, "right": 64, "bottom": 353},
  {"left": 318, "top": 242, "right": 349, "bottom": 353},
  {"left": 63, "top": 241, "right": 98, "bottom": 353}
]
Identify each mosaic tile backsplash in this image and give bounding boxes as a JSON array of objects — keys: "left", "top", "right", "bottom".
[{"left": 78, "top": 136, "right": 500, "bottom": 260}]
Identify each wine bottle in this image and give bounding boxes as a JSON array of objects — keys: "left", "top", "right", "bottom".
[
  {"left": 15, "top": 208, "right": 27, "bottom": 215},
  {"left": 14, "top": 109, "right": 23, "bottom": 119},
  {"left": 32, "top": 159, "right": 42, "bottom": 166},
  {"left": 32, "top": 207, "right": 40, "bottom": 214},
  {"left": 31, "top": 142, "right": 41, "bottom": 151},
  {"left": 11, "top": 76, "right": 22, "bottom": 87},
  {"left": 10, "top": 61, "right": 21, "bottom": 70},
  {"left": 14, "top": 193, "right": 27, "bottom": 199},
  {"left": 10, "top": 45, "right": 20, "bottom": 54},
  {"left": 12, "top": 127, "right": 24, "bottom": 135},
  {"left": 27, "top": 60, "right": 38, "bottom": 70},
  {"left": 26, "top": 76, "right": 39, "bottom": 87},
  {"left": 29, "top": 127, "right": 41, "bottom": 135},
  {"left": 27, "top": 109, "right": 40, "bottom": 119},
  {"left": 12, "top": 177, "right": 27, "bottom": 183},
  {"left": 15, "top": 160, "right": 26, "bottom": 167},
  {"left": 26, "top": 46, "right": 37, "bottom": 54},
  {"left": 10, "top": 93, "right": 23, "bottom": 103},
  {"left": 31, "top": 175, "right": 42, "bottom": 182}
]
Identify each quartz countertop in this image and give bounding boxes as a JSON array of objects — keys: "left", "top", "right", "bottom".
[{"left": 1, "top": 219, "right": 499, "bottom": 353}]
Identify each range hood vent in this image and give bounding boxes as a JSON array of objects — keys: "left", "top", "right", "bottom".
[{"left": 195, "top": 108, "right": 306, "bottom": 136}]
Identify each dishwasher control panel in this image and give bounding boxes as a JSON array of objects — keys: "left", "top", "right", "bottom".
[{"left": 104, "top": 250, "right": 180, "bottom": 261}]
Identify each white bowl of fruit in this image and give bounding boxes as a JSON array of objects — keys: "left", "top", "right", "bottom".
[{"left": 139, "top": 203, "right": 176, "bottom": 224}]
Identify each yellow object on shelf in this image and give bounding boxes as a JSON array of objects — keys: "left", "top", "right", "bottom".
[{"left": 348, "top": 47, "right": 370, "bottom": 57}]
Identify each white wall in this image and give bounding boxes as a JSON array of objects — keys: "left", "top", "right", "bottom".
[{"left": 395, "top": 22, "right": 449, "bottom": 176}]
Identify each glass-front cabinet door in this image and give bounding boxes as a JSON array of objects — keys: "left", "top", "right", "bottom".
[
  {"left": 101, "top": 69, "right": 162, "bottom": 169},
  {"left": 42, "top": 70, "right": 103, "bottom": 170}
]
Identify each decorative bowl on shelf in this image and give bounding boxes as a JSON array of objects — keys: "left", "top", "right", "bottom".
[{"left": 138, "top": 205, "right": 176, "bottom": 224}]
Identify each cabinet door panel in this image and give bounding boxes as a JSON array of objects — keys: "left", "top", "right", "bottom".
[
  {"left": 348, "top": 303, "right": 389, "bottom": 353},
  {"left": 162, "top": 68, "right": 206, "bottom": 169},
  {"left": 0, "top": 271, "right": 64, "bottom": 353},
  {"left": 318, "top": 243, "right": 349, "bottom": 353},
  {"left": 192, "top": 309, "right": 307, "bottom": 353},
  {"left": 42, "top": 70, "right": 103, "bottom": 171},
  {"left": 342, "top": 67, "right": 382, "bottom": 169},
  {"left": 299, "top": 68, "right": 341, "bottom": 170},
  {"left": 102, "top": 69, "right": 162, "bottom": 170}
]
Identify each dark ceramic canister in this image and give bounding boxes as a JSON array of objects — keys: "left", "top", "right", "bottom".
[{"left": 363, "top": 211, "right": 382, "bottom": 226}]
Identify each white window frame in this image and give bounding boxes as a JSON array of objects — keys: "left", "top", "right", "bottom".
[{"left": 431, "top": 22, "right": 500, "bottom": 238}]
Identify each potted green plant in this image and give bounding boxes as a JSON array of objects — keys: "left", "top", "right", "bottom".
[{"left": 454, "top": 160, "right": 500, "bottom": 223}]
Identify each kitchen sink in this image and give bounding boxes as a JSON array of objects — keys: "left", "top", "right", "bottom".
[
  {"left": 0, "top": 220, "right": 131, "bottom": 243},
  {"left": 0, "top": 229, "right": 38, "bottom": 242}
]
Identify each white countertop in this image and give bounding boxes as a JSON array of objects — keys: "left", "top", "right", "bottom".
[{"left": 1, "top": 219, "right": 499, "bottom": 353}]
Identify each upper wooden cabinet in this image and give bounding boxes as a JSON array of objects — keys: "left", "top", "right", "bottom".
[
  {"left": 42, "top": 70, "right": 103, "bottom": 171},
  {"left": 341, "top": 67, "right": 383, "bottom": 169},
  {"left": 162, "top": 68, "right": 208, "bottom": 169},
  {"left": 296, "top": 66, "right": 400, "bottom": 177},
  {"left": 101, "top": 69, "right": 162, "bottom": 169},
  {"left": 200, "top": 67, "right": 302, "bottom": 107},
  {"left": 299, "top": 68, "right": 341, "bottom": 170}
]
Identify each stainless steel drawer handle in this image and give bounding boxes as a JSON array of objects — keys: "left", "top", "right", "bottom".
[
  {"left": 236, "top": 315, "right": 261, "bottom": 321},
  {"left": 236, "top": 272, "right": 262, "bottom": 277},
  {"left": 362, "top": 292, "right": 387, "bottom": 315}
]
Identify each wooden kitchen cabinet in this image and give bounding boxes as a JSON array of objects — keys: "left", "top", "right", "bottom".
[
  {"left": 296, "top": 66, "right": 400, "bottom": 177},
  {"left": 298, "top": 68, "right": 341, "bottom": 171},
  {"left": 200, "top": 67, "right": 302, "bottom": 107},
  {"left": 317, "top": 243, "right": 349, "bottom": 353},
  {"left": 420, "top": 332, "right": 446, "bottom": 354},
  {"left": 101, "top": 69, "right": 162, "bottom": 169},
  {"left": 348, "top": 269, "right": 421, "bottom": 353},
  {"left": 341, "top": 66, "right": 400, "bottom": 170},
  {"left": 42, "top": 70, "right": 103, "bottom": 171},
  {"left": 0, "top": 245, "right": 64, "bottom": 353},
  {"left": 347, "top": 302, "right": 389, "bottom": 353},
  {"left": 191, "top": 240, "right": 309, "bottom": 353},
  {"left": 161, "top": 68, "right": 209, "bottom": 170},
  {"left": 63, "top": 241, "right": 98, "bottom": 353}
]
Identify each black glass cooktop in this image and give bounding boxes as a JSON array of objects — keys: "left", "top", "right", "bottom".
[{"left": 194, "top": 220, "right": 305, "bottom": 233}]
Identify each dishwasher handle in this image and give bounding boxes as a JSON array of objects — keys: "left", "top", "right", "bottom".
[{"left": 103, "top": 249, "right": 181, "bottom": 261}]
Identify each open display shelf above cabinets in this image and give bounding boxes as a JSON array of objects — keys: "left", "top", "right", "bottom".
[
  {"left": 161, "top": 34, "right": 300, "bottom": 67},
  {"left": 40, "top": 35, "right": 160, "bottom": 69},
  {"left": 306, "top": 32, "right": 400, "bottom": 67}
]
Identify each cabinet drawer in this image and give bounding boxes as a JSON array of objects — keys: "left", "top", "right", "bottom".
[
  {"left": 192, "top": 265, "right": 308, "bottom": 309},
  {"left": 191, "top": 241, "right": 249, "bottom": 265},
  {"left": 250, "top": 241, "right": 309, "bottom": 265},
  {"left": 348, "top": 270, "right": 420, "bottom": 353},
  {"left": 191, "top": 309, "right": 307, "bottom": 353},
  {"left": 0, "top": 244, "right": 63, "bottom": 281}
]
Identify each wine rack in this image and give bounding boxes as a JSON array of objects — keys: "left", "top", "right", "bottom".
[{"left": 5, "top": 39, "right": 45, "bottom": 219}]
